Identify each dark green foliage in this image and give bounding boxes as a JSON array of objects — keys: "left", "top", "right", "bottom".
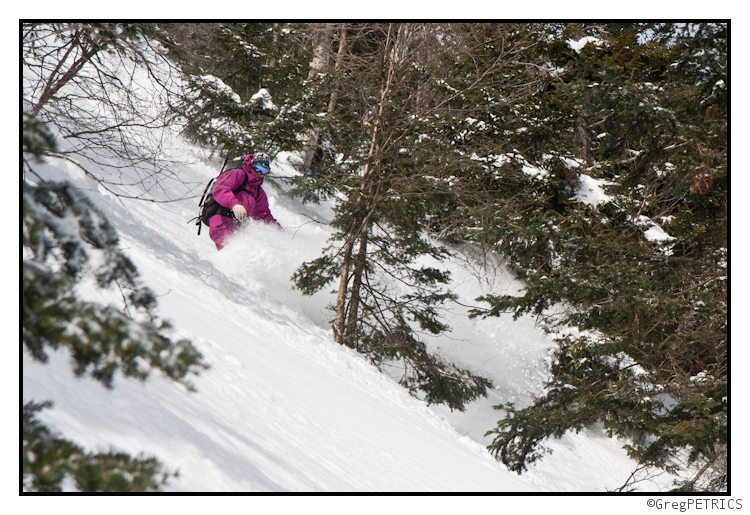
[
  {"left": 23, "top": 402, "right": 175, "bottom": 492},
  {"left": 353, "top": 313, "right": 492, "bottom": 412},
  {"left": 22, "top": 112, "right": 57, "bottom": 161},
  {"left": 284, "top": 24, "right": 511, "bottom": 411},
  {"left": 23, "top": 114, "right": 207, "bottom": 492},
  {"left": 164, "top": 21, "right": 727, "bottom": 488},
  {"left": 462, "top": 23, "right": 727, "bottom": 490},
  {"left": 393, "top": 329, "right": 493, "bottom": 411},
  {"left": 290, "top": 255, "right": 339, "bottom": 296},
  {"left": 154, "top": 23, "right": 495, "bottom": 410},
  {"left": 147, "top": 23, "right": 725, "bottom": 487},
  {"left": 23, "top": 180, "right": 207, "bottom": 390},
  {"left": 156, "top": 23, "right": 313, "bottom": 161}
]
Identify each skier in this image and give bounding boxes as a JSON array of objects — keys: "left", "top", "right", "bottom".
[{"left": 208, "top": 152, "right": 282, "bottom": 250}]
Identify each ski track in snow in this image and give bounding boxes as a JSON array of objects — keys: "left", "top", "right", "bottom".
[{"left": 23, "top": 145, "right": 676, "bottom": 493}]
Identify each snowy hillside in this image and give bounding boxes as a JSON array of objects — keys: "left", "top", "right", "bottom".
[{"left": 21, "top": 136, "right": 685, "bottom": 494}]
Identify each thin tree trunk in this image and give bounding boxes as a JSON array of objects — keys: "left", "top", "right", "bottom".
[
  {"left": 303, "top": 25, "right": 332, "bottom": 169},
  {"left": 344, "top": 230, "right": 369, "bottom": 348},
  {"left": 334, "top": 24, "right": 407, "bottom": 347},
  {"left": 327, "top": 24, "right": 347, "bottom": 115},
  {"left": 334, "top": 227, "right": 357, "bottom": 346}
]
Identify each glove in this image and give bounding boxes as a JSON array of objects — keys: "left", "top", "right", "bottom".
[{"left": 232, "top": 204, "right": 247, "bottom": 221}]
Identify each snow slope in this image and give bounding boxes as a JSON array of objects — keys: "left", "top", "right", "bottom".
[{"left": 23, "top": 137, "right": 679, "bottom": 493}]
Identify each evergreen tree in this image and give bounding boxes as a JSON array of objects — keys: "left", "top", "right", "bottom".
[
  {"left": 290, "top": 23, "right": 550, "bottom": 410},
  {"left": 23, "top": 114, "right": 207, "bottom": 492},
  {"left": 289, "top": 24, "right": 490, "bottom": 410},
  {"left": 157, "top": 23, "right": 313, "bottom": 160},
  {"left": 157, "top": 23, "right": 495, "bottom": 410},
  {"left": 147, "top": 23, "right": 727, "bottom": 487},
  {"left": 462, "top": 23, "right": 727, "bottom": 491},
  {"left": 23, "top": 401, "right": 174, "bottom": 492}
]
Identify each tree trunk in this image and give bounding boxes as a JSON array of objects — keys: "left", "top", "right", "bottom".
[
  {"left": 327, "top": 24, "right": 347, "bottom": 115},
  {"left": 344, "top": 228, "right": 369, "bottom": 349},
  {"left": 333, "top": 24, "right": 409, "bottom": 347},
  {"left": 575, "top": 114, "right": 593, "bottom": 164},
  {"left": 303, "top": 25, "right": 332, "bottom": 169},
  {"left": 333, "top": 222, "right": 357, "bottom": 347}
]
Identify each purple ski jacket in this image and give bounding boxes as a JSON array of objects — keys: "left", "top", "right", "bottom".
[{"left": 208, "top": 154, "right": 281, "bottom": 250}]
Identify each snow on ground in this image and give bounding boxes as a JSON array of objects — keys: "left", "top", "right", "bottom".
[{"left": 23, "top": 136, "right": 680, "bottom": 494}]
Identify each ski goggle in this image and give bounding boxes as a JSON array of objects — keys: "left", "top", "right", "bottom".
[{"left": 252, "top": 163, "right": 270, "bottom": 175}]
